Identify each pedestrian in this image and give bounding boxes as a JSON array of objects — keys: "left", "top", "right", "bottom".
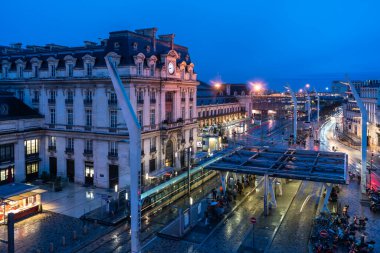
[{"left": 212, "top": 188, "right": 217, "bottom": 200}]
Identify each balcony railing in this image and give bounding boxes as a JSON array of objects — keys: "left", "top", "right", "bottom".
[
  {"left": 150, "top": 98, "right": 156, "bottom": 104},
  {"left": 66, "top": 124, "right": 73, "bottom": 130},
  {"left": 108, "top": 152, "right": 118, "bottom": 159},
  {"left": 65, "top": 99, "right": 73, "bottom": 105},
  {"left": 108, "top": 100, "right": 117, "bottom": 106},
  {"left": 150, "top": 147, "right": 156, "bottom": 153},
  {"left": 65, "top": 148, "right": 74, "bottom": 154},
  {"left": 48, "top": 146, "right": 56, "bottom": 152},
  {"left": 137, "top": 99, "right": 144, "bottom": 104},
  {"left": 84, "top": 125, "right": 92, "bottom": 131},
  {"left": 109, "top": 127, "right": 117, "bottom": 133},
  {"left": 84, "top": 99, "right": 92, "bottom": 106},
  {"left": 48, "top": 99, "right": 56, "bottom": 105},
  {"left": 189, "top": 97, "right": 194, "bottom": 102},
  {"left": 181, "top": 98, "right": 186, "bottom": 102},
  {"left": 32, "top": 98, "right": 39, "bottom": 104},
  {"left": 83, "top": 149, "right": 93, "bottom": 156}
]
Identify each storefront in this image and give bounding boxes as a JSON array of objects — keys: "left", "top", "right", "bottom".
[{"left": 0, "top": 183, "right": 44, "bottom": 223}]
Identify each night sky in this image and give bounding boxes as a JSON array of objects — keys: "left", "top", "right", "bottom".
[{"left": 2, "top": 0, "right": 380, "bottom": 91}]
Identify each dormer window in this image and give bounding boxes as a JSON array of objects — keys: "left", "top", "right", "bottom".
[
  {"left": 105, "top": 52, "right": 121, "bottom": 68},
  {"left": 86, "top": 63, "right": 92, "bottom": 76},
  {"left": 33, "top": 66, "right": 39, "bottom": 78},
  {"left": 150, "top": 63, "right": 155, "bottom": 77},
  {"left": 30, "top": 57, "right": 42, "bottom": 78},
  {"left": 146, "top": 45, "right": 151, "bottom": 53},
  {"left": 64, "top": 55, "right": 77, "bottom": 78},
  {"left": 16, "top": 59, "right": 25, "bottom": 79},
  {"left": 134, "top": 53, "right": 145, "bottom": 76},
  {"left": 133, "top": 42, "right": 138, "bottom": 50},
  {"left": 3, "top": 66, "right": 8, "bottom": 79},
  {"left": 82, "top": 54, "right": 96, "bottom": 77},
  {"left": 137, "top": 62, "right": 143, "bottom": 76},
  {"left": 68, "top": 64, "right": 74, "bottom": 77},
  {"left": 51, "top": 65, "right": 56, "bottom": 77},
  {"left": 18, "top": 65, "right": 24, "bottom": 78},
  {"left": 47, "top": 57, "right": 59, "bottom": 78},
  {"left": 1, "top": 60, "right": 10, "bottom": 79},
  {"left": 147, "top": 55, "right": 157, "bottom": 77},
  {"left": 114, "top": 42, "right": 120, "bottom": 49}
]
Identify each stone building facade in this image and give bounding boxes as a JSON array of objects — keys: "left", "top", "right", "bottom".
[{"left": 0, "top": 28, "right": 198, "bottom": 188}]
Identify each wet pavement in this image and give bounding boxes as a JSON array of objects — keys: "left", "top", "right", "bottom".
[
  {"left": 0, "top": 211, "right": 111, "bottom": 253},
  {"left": 142, "top": 180, "right": 302, "bottom": 253}
]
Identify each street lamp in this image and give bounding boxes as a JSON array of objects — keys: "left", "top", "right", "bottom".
[{"left": 340, "top": 81, "right": 367, "bottom": 194}]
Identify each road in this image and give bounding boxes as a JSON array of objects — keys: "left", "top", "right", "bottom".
[{"left": 320, "top": 116, "right": 380, "bottom": 189}]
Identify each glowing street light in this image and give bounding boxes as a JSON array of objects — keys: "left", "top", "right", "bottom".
[
  {"left": 299, "top": 88, "right": 303, "bottom": 93},
  {"left": 305, "top": 84, "right": 310, "bottom": 89},
  {"left": 325, "top": 87, "right": 329, "bottom": 91}
]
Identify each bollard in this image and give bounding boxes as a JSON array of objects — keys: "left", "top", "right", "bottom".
[
  {"left": 62, "top": 236, "right": 66, "bottom": 246},
  {"left": 49, "top": 242, "right": 54, "bottom": 252},
  {"left": 73, "top": 230, "right": 77, "bottom": 240},
  {"left": 83, "top": 225, "right": 88, "bottom": 235}
]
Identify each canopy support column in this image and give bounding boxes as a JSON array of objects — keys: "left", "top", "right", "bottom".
[
  {"left": 269, "top": 178, "right": 277, "bottom": 208},
  {"left": 321, "top": 183, "right": 332, "bottom": 214}
]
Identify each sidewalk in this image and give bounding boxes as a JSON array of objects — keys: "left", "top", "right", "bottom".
[{"left": 237, "top": 180, "right": 302, "bottom": 253}]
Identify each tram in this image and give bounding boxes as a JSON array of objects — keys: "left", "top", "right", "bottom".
[{"left": 140, "top": 146, "right": 241, "bottom": 218}]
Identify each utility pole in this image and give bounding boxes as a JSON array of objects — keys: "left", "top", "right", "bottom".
[{"left": 106, "top": 57, "right": 141, "bottom": 253}]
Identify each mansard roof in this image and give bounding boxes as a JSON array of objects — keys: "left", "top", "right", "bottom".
[
  {"left": 0, "top": 28, "right": 193, "bottom": 71},
  {"left": 0, "top": 92, "right": 42, "bottom": 121}
]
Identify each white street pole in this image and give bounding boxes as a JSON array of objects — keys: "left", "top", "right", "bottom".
[
  {"left": 305, "top": 90, "right": 311, "bottom": 122},
  {"left": 285, "top": 86, "right": 297, "bottom": 142},
  {"left": 106, "top": 57, "right": 141, "bottom": 253},
  {"left": 314, "top": 89, "right": 320, "bottom": 125},
  {"left": 341, "top": 81, "right": 367, "bottom": 194}
]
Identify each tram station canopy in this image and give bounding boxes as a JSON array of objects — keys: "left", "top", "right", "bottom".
[{"left": 206, "top": 147, "right": 348, "bottom": 184}]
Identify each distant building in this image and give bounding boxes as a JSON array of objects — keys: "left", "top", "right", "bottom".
[{"left": 341, "top": 80, "right": 380, "bottom": 150}]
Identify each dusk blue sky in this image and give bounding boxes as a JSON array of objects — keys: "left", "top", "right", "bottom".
[{"left": 2, "top": 0, "right": 380, "bottom": 91}]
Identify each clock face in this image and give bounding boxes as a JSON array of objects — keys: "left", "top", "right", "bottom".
[{"left": 168, "top": 62, "right": 175, "bottom": 74}]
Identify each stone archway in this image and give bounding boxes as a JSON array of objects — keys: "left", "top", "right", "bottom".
[{"left": 165, "top": 139, "right": 174, "bottom": 167}]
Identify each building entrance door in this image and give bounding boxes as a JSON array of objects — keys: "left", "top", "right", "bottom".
[
  {"left": 67, "top": 159, "right": 75, "bottom": 182},
  {"left": 85, "top": 162, "right": 94, "bottom": 186},
  {"left": 109, "top": 165, "right": 118, "bottom": 189},
  {"left": 165, "top": 140, "right": 174, "bottom": 167},
  {"left": 49, "top": 157, "right": 57, "bottom": 179}
]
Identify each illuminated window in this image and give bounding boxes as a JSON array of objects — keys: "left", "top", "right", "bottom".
[
  {"left": 26, "top": 162, "right": 39, "bottom": 175},
  {"left": 24, "top": 139, "right": 39, "bottom": 156}
]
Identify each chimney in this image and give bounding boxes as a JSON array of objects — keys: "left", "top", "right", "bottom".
[
  {"left": 10, "top": 43, "right": 22, "bottom": 49},
  {"left": 84, "top": 41, "right": 97, "bottom": 47},
  {"left": 135, "top": 28, "right": 158, "bottom": 52},
  {"left": 100, "top": 39, "right": 108, "bottom": 47},
  {"left": 159, "top": 34, "right": 175, "bottom": 50},
  {"left": 226, "top": 85, "right": 231, "bottom": 96}
]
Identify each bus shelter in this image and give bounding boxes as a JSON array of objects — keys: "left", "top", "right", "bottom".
[{"left": 205, "top": 147, "right": 348, "bottom": 215}]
